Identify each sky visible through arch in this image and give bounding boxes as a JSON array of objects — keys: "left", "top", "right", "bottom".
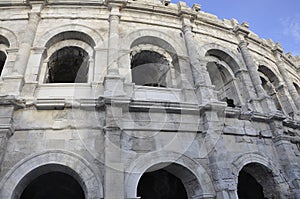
[{"left": 172, "top": 0, "right": 300, "bottom": 56}]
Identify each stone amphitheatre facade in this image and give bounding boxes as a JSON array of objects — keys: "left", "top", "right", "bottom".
[{"left": 0, "top": 0, "right": 300, "bottom": 198}]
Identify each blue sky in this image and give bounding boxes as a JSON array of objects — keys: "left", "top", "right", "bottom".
[{"left": 172, "top": 0, "right": 300, "bottom": 56}]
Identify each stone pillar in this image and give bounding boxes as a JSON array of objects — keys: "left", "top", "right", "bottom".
[
  {"left": 104, "top": 2, "right": 126, "bottom": 97},
  {"left": 104, "top": 100, "right": 128, "bottom": 199},
  {"left": 273, "top": 45, "right": 300, "bottom": 112},
  {"left": 4, "top": 1, "right": 43, "bottom": 95},
  {"left": 202, "top": 104, "right": 238, "bottom": 199},
  {"left": 234, "top": 25, "right": 277, "bottom": 113},
  {"left": 270, "top": 119, "right": 300, "bottom": 198},
  {"left": 180, "top": 14, "right": 216, "bottom": 104}
]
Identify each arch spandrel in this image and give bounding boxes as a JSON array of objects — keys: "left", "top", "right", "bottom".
[
  {"left": 124, "top": 151, "right": 215, "bottom": 198},
  {"left": 0, "top": 150, "right": 103, "bottom": 199}
]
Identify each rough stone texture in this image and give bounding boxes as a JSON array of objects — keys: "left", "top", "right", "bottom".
[{"left": 0, "top": 0, "right": 299, "bottom": 199}]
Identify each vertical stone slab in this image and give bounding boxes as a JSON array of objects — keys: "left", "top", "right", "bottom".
[{"left": 0, "top": 97, "right": 18, "bottom": 172}]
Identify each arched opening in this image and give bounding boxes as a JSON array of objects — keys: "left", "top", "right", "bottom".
[
  {"left": 137, "top": 163, "right": 201, "bottom": 199},
  {"left": 205, "top": 49, "right": 242, "bottom": 107},
  {"left": 294, "top": 82, "right": 300, "bottom": 96},
  {"left": 258, "top": 66, "right": 284, "bottom": 112},
  {"left": 237, "top": 163, "right": 280, "bottom": 199},
  {"left": 238, "top": 170, "right": 264, "bottom": 199},
  {"left": 13, "top": 164, "right": 87, "bottom": 199},
  {"left": 0, "top": 50, "right": 6, "bottom": 76},
  {"left": 137, "top": 169, "right": 187, "bottom": 199},
  {"left": 46, "top": 46, "right": 89, "bottom": 83},
  {"left": 20, "top": 172, "right": 85, "bottom": 199},
  {"left": 130, "top": 37, "right": 181, "bottom": 88},
  {"left": 260, "top": 76, "right": 282, "bottom": 111},
  {"left": 131, "top": 50, "right": 170, "bottom": 87}
]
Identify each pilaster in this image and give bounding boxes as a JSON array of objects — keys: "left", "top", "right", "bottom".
[
  {"left": 273, "top": 44, "right": 300, "bottom": 118},
  {"left": 234, "top": 25, "right": 277, "bottom": 113},
  {"left": 270, "top": 117, "right": 300, "bottom": 198},
  {"left": 202, "top": 103, "right": 238, "bottom": 199},
  {"left": 104, "top": 1, "right": 127, "bottom": 97},
  {"left": 103, "top": 97, "right": 130, "bottom": 199},
  {"left": 1, "top": 1, "right": 43, "bottom": 96},
  {"left": 179, "top": 5, "right": 216, "bottom": 105}
]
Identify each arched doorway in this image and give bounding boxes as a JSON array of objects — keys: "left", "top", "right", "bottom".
[
  {"left": 13, "top": 164, "right": 86, "bottom": 199},
  {"left": 20, "top": 171, "right": 84, "bottom": 199},
  {"left": 137, "top": 169, "right": 187, "bottom": 199},
  {"left": 237, "top": 163, "right": 280, "bottom": 199},
  {"left": 136, "top": 163, "right": 202, "bottom": 199}
]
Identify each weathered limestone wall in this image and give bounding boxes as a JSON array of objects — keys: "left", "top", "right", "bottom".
[{"left": 0, "top": 0, "right": 299, "bottom": 199}]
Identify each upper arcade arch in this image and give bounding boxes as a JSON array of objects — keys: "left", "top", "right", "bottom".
[
  {"left": 125, "top": 151, "right": 215, "bottom": 198},
  {"left": 122, "top": 30, "right": 185, "bottom": 88},
  {"left": 121, "top": 29, "right": 187, "bottom": 57},
  {"left": 0, "top": 27, "right": 19, "bottom": 48},
  {"left": 38, "top": 31, "right": 96, "bottom": 84},
  {"left": 0, "top": 150, "right": 103, "bottom": 199},
  {"left": 204, "top": 47, "right": 244, "bottom": 107},
  {"left": 199, "top": 43, "right": 246, "bottom": 73},
  {"left": 34, "top": 24, "right": 104, "bottom": 48},
  {"left": 0, "top": 34, "right": 10, "bottom": 77}
]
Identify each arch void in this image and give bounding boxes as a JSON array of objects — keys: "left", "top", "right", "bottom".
[
  {"left": 237, "top": 163, "right": 281, "bottom": 199},
  {"left": 131, "top": 50, "right": 170, "bottom": 87},
  {"left": 0, "top": 51, "right": 6, "bottom": 76},
  {"left": 14, "top": 164, "right": 85, "bottom": 199},
  {"left": 258, "top": 65, "right": 283, "bottom": 112},
  {"left": 294, "top": 82, "right": 300, "bottom": 96},
  {"left": 130, "top": 37, "right": 181, "bottom": 88},
  {"left": 138, "top": 168, "right": 187, "bottom": 199},
  {"left": 46, "top": 46, "right": 89, "bottom": 83},
  {"left": 205, "top": 49, "right": 240, "bottom": 73},
  {"left": 20, "top": 171, "right": 85, "bottom": 199},
  {"left": 205, "top": 49, "right": 242, "bottom": 107},
  {"left": 137, "top": 163, "right": 202, "bottom": 199},
  {"left": 0, "top": 35, "right": 10, "bottom": 47}
]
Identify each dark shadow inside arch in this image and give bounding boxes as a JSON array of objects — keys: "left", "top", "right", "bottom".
[
  {"left": 131, "top": 50, "right": 169, "bottom": 87},
  {"left": 294, "top": 82, "right": 300, "bottom": 96},
  {"left": 20, "top": 172, "right": 85, "bottom": 199},
  {"left": 130, "top": 36, "right": 181, "bottom": 88},
  {"left": 137, "top": 169, "right": 188, "bottom": 199},
  {"left": 0, "top": 51, "right": 6, "bottom": 76},
  {"left": 237, "top": 163, "right": 279, "bottom": 199},
  {"left": 238, "top": 170, "right": 265, "bottom": 199},
  {"left": 13, "top": 164, "right": 86, "bottom": 199},
  {"left": 137, "top": 163, "right": 202, "bottom": 199},
  {"left": 46, "top": 46, "right": 89, "bottom": 83}
]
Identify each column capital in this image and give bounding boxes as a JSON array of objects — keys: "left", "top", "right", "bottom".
[
  {"left": 233, "top": 22, "right": 250, "bottom": 42},
  {"left": 106, "top": 0, "right": 128, "bottom": 10}
]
